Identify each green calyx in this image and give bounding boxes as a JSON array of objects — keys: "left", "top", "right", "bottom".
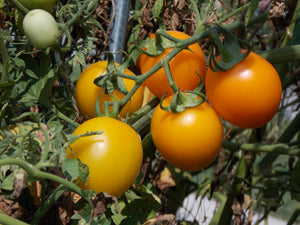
[
  {"left": 208, "top": 26, "right": 251, "bottom": 72},
  {"left": 160, "top": 90, "right": 205, "bottom": 114},
  {"left": 94, "top": 93, "right": 119, "bottom": 119}
]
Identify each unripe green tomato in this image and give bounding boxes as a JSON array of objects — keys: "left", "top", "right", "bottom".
[
  {"left": 23, "top": 9, "right": 59, "bottom": 49},
  {"left": 18, "top": 0, "right": 57, "bottom": 12}
]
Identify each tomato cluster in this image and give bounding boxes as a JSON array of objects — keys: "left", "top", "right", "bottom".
[
  {"left": 137, "top": 31, "right": 282, "bottom": 172},
  {"left": 68, "top": 61, "right": 145, "bottom": 197},
  {"left": 70, "top": 30, "right": 282, "bottom": 197},
  {"left": 138, "top": 31, "right": 224, "bottom": 171}
]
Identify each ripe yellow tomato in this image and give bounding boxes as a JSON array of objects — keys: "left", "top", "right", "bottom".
[
  {"left": 138, "top": 30, "right": 206, "bottom": 98},
  {"left": 66, "top": 117, "right": 143, "bottom": 197},
  {"left": 151, "top": 96, "right": 223, "bottom": 171},
  {"left": 205, "top": 51, "right": 282, "bottom": 128},
  {"left": 75, "top": 61, "right": 144, "bottom": 119}
]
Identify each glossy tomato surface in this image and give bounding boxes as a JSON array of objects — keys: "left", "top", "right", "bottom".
[
  {"left": 205, "top": 51, "right": 282, "bottom": 129},
  {"left": 66, "top": 117, "right": 143, "bottom": 197},
  {"left": 139, "top": 30, "right": 206, "bottom": 98},
  {"left": 75, "top": 61, "right": 144, "bottom": 119},
  {"left": 19, "top": 0, "right": 56, "bottom": 11},
  {"left": 151, "top": 96, "right": 223, "bottom": 171},
  {"left": 23, "top": 9, "right": 59, "bottom": 49}
]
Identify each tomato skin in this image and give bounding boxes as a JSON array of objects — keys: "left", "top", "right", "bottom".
[
  {"left": 75, "top": 61, "right": 144, "bottom": 119},
  {"left": 22, "top": 9, "right": 59, "bottom": 49},
  {"left": 66, "top": 117, "right": 143, "bottom": 197},
  {"left": 205, "top": 51, "right": 282, "bottom": 129},
  {"left": 18, "top": 0, "right": 56, "bottom": 11},
  {"left": 139, "top": 31, "right": 206, "bottom": 98},
  {"left": 150, "top": 96, "right": 223, "bottom": 171}
]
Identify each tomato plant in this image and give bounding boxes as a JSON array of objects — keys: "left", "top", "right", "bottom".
[
  {"left": 151, "top": 95, "right": 223, "bottom": 171},
  {"left": 66, "top": 116, "right": 143, "bottom": 198},
  {"left": 205, "top": 51, "right": 282, "bottom": 129},
  {"left": 18, "top": 0, "right": 56, "bottom": 11},
  {"left": 138, "top": 30, "right": 206, "bottom": 98},
  {"left": 22, "top": 9, "right": 59, "bottom": 49},
  {"left": 75, "top": 61, "right": 144, "bottom": 119},
  {"left": 1, "top": 0, "right": 300, "bottom": 224}
]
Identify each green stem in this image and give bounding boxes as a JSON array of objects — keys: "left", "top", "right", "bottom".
[
  {"left": 0, "top": 31, "right": 9, "bottom": 81},
  {"left": 131, "top": 108, "right": 155, "bottom": 134},
  {"left": 223, "top": 141, "right": 300, "bottom": 156},
  {"left": 0, "top": 158, "right": 91, "bottom": 204},
  {"left": 35, "top": 125, "right": 51, "bottom": 167},
  {"left": 190, "top": 0, "right": 215, "bottom": 34},
  {"left": 210, "top": 156, "right": 248, "bottom": 225},
  {"left": 0, "top": 213, "right": 30, "bottom": 225},
  {"left": 162, "top": 62, "right": 178, "bottom": 94},
  {"left": 51, "top": 106, "right": 79, "bottom": 127},
  {"left": 287, "top": 202, "right": 300, "bottom": 225},
  {"left": 65, "top": 1, "right": 92, "bottom": 29},
  {"left": 274, "top": 0, "right": 300, "bottom": 81},
  {"left": 190, "top": 0, "right": 202, "bottom": 34},
  {"left": 253, "top": 111, "right": 300, "bottom": 184},
  {"left": 31, "top": 185, "right": 68, "bottom": 225},
  {"left": 7, "top": 0, "right": 30, "bottom": 14},
  {"left": 257, "top": 44, "right": 300, "bottom": 64},
  {"left": 118, "top": 21, "right": 245, "bottom": 110},
  {"left": 127, "top": 97, "right": 159, "bottom": 125},
  {"left": 121, "top": 195, "right": 140, "bottom": 225},
  {"left": 217, "top": 2, "right": 251, "bottom": 25}
]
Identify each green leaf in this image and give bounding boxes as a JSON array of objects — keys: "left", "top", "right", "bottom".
[
  {"left": 39, "top": 54, "right": 52, "bottom": 75},
  {"left": 62, "top": 158, "right": 81, "bottom": 180},
  {"left": 160, "top": 91, "right": 205, "bottom": 113},
  {"left": 0, "top": 78, "right": 15, "bottom": 89},
  {"left": 71, "top": 204, "right": 93, "bottom": 223},
  {"left": 152, "top": 0, "right": 164, "bottom": 18},
  {"left": 0, "top": 0, "right": 4, "bottom": 8},
  {"left": 13, "top": 57, "right": 26, "bottom": 69},
  {"left": 71, "top": 204, "right": 110, "bottom": 225},
  {"left": 0, "top": 126, "right": 18, "bottom": 154},
  {"left": 292, "top": 18, "right": 300, "bottom": 45},
  {"left": 86, "top": 19, "right": 104, "bottom": 31},
  {"left": 71, "top": 52, "right": 86, "bottom": 69},
  {"left": 25, "top": 69, "right": 38, "bottom": 79},
  {"left": 114, "top": 76, "right": 128, "bottom": 95},
  {"left": 68, "top": 131, "right": 103, "bottom": 144},
  {"left": 139, "top": 33, "right": 175, "bottom": 57},
  {"left": 1, "top": 173, "right": 14, "bottom": 191},
  {"left": 208, "top": 26, "right": 250, "bottom": 72},
  {"left": 77, "top": 159, "right": 89, "bottom": 183},
  {"left": 0, "top": 30, "right": 11, "bottom": 41}
]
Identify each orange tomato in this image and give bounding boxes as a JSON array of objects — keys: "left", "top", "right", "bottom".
[
  {"left": 75, "top": 61, "right": 144, "bottom": 119},
  {"left": 205, "top": 51, "right": 282, "bottom": 129},
  {"left": 138, "top": 30, "right": 206, "bottom": 98},
  {"left": 150, "top": 96, "right": 223, "bottom": 171}
]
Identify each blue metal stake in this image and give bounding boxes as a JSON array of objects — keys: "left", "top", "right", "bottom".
[{"left": 109, "top": 0, "right": 131, "bottom": 64}]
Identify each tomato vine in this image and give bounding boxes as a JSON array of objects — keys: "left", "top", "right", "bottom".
[{"left": 0, "top": 0, "right": 300, "bottom": 225}]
